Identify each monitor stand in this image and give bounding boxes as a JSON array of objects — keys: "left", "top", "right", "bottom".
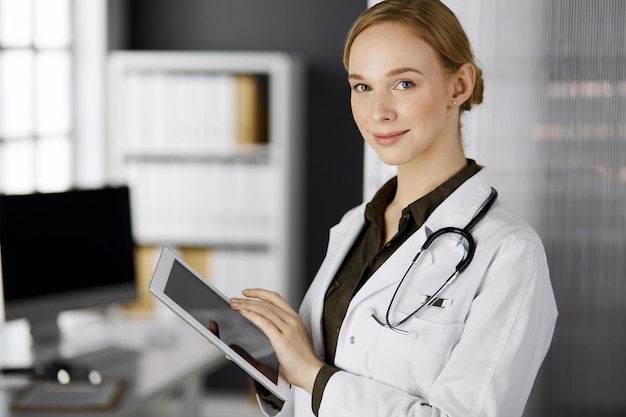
[
  {"left": 24, "top": 315, "right": 140, "bottom": 383},
  {"left": 28, "top": 316, "right": 64, "bottom": 361}
]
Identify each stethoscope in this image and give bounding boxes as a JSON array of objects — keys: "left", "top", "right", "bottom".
[{"left": 371, "top": 188, "right": 498, "bottom": 337}]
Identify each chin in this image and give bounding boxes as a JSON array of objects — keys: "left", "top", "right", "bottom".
[{"left": 371, "top": 148, "right": 414, "bottom": 167}]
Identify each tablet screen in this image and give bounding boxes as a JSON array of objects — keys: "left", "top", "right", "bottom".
[{"left": 163, "top": 259, "right": 279, "bottom": 383}]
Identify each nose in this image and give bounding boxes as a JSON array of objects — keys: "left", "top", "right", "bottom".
[{"left": 371, "top": 91, "right": 396, "bottom": 122}]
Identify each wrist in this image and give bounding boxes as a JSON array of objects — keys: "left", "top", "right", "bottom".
[{"left": 300, "top": 360, "right": 325, "bottom": 395}]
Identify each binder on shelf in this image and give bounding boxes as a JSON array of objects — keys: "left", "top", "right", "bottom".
[
  {"left": 109, "top": 51, "right": 304, "bottom": 305},
  {"left": 126, "top": 160, "right": 277, "bottom": 245},
  {"left": 211, "top": 248, "right": 281, "bottom": 299},
  {"left": 235, "top": 74, "right": 267, "bottom": 147},
  {"left": 120, "top": 72, "right": 266, "bottom": 155}
]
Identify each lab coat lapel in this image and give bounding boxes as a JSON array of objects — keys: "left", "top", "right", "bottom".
[
  {"left": 304, "top": 204, "right": 367, "bottom": 355},
  {"left": 347, "top": 225, "right": 430, "bottom": 310},
  {"left": 423, "top": 169, "right": 493, "bottom": 234},
  {"left": 346, "top": 169, "right": 493, "bottom": 313}
]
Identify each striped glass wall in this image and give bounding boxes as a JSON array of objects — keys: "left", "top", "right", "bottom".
[
  {"left": 366, "top": 1, "right": 626, "bottom": 414},
  {"left": 446, "top": 1, "right": 626, "bottom": 415}
]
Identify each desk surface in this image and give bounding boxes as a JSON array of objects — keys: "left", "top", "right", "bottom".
[{"left": 0, "top": 311, "right": 226, "bottom": 416}]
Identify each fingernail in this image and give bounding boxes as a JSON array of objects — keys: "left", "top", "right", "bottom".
[{"left": 230, "top": 298, "right": 240, "bottom": 306}]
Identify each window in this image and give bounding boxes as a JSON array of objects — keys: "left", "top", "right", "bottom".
[{"left": 0, "top": 0, "right": 72, "bottom": 194}]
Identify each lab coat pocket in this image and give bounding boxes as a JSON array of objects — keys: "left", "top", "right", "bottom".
[{"left": 375, "top": 317, "right": 465, "bottom": 396}]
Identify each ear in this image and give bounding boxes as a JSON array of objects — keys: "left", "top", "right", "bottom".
[{"left": 449, "top": 63, "right": 475, "bottom": 107}]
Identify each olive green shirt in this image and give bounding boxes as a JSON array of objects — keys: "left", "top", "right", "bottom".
[{"left": 311, "top": 160, "right": 481, "bottom": 415}]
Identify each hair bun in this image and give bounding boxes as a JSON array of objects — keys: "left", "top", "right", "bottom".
[
  {"left": 462, "top": 66, "right": 484, "bottom": 111},
  {"left": 472, "top": 67, "right": 485, "bottom": 106}
]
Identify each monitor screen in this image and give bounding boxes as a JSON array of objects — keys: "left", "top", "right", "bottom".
[{"left": 0, "top": 186, "right": 137, "bottom": 346}]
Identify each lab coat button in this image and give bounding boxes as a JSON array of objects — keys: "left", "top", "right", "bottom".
[{"left": 349, "top": 336, "right": 355, "bottom": 344}]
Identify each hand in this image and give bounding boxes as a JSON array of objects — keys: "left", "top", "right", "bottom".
[
  {"left": 208, "top": 320, "right": 220, "bottom": 338},
  {"left": 230, "top": 288, "right": 325, "bottom": 394},
  {"left": 207, "top": 318, "right": 279, "bottom": 383}
]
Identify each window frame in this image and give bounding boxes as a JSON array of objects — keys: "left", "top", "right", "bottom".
[{"left": 0, "top": 0, "right": 108, "bottom": 194}]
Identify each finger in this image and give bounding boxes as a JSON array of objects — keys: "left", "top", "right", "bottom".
[
  {"left": 208, "top": 320, "right": 220, "bottom": 338},
  {"left": 232, "top": 294, "right": 291, "bottom": 327},
  {"left": 238, "top": 298, "right": 290, "bottom": 332},
  {"left": 239, "top": 306, "right": 284, "bottom": 340},
  {"left": 204, "top": 321, "right": 231, "bottom": 361},
  {"left": 241, "top": 288, "right": 296, "bottom": 316}
]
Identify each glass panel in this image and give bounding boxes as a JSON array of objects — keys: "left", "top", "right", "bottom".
[
  {"left": 441, "top": 2, "right": 626, "bottom": 415},
  {"left": 0, "top": 50, "right": 34, "bottom": 138},
  {"left": 0, "top": 0, "right": 33, "bottom": 47},
  {"left": 1, "top": 139, "right": 35, "bottom": 194},
  {"left": 533, "top": 3, "right": 626, "bottom": 414},
  {"left": 367, "top": 2, "right": 626, "bottom": 414},
  {"left": 34, "top": 0, "right": 70, "bottom": 48},
  {"left": 36, "top": 51, "right": 71, "bottom": 135},
  {"left": 36, "top": 135, "right": 71, "bottom": 192}
]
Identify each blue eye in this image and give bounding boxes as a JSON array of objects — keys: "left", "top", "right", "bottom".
[
  {"left": 352, "top": 83, "right": 370, "bottom": 92},
  {"left": 397, "top": 80, "right": 415, "bottom": 89}
]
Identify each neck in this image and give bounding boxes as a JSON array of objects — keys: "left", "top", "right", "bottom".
[{"left": 394, "top": 145, "right": 467, "bottom": 209}]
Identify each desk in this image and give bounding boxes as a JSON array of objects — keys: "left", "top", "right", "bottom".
[{"left": 0, "top": 312, "right": 226, "bottom": 416}]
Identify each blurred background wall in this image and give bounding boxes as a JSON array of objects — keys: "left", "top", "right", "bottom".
[
  {"left": 121, "top": 0, "right": 368, "bottom": 290},
  {"left": 115, "top": 0, "right": 368, "bottom": 395}
]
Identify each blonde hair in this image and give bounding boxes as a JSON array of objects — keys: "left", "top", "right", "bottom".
[{"left": 343, "top": 0, "right": 484, "bottom": 111}]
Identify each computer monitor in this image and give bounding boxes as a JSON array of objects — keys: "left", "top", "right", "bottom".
[{"left": 0, "top": 186, "right": 137, "bottom": 352}]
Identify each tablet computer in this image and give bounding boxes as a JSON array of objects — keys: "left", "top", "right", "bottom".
[{"left": 149, "top": 247, "right": 290, "bottom": 400}]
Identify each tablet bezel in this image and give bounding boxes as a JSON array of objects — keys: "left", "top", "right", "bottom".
[{"left": 149, "top": 246, "right": 290, "bottom": 401}]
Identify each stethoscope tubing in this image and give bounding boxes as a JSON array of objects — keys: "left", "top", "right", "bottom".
[{"left": 371, "top": 188, "right": 498, "bottom": 335}]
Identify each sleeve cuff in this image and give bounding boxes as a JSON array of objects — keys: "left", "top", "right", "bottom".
[
  {"left": 254, "top": 380, "right": 285, "bottom": 411},
  {"left": 312, "top": 365, "right": 340, "bottom": 416}
]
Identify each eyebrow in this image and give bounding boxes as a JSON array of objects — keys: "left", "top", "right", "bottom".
[{"left": 348, "top": 67, "right": 423, "bottom": 82}]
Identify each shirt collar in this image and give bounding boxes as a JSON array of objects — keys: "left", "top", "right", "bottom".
[
  {"left": 364, "top": 176, "right": 396, "bottom": 222},
  {"left": 364, "top": 159, "right": 482, "bottom": 229}
]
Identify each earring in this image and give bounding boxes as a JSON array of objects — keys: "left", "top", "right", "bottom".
[{"left": 452, "top": 100, "right": 458, "bottom": 105}]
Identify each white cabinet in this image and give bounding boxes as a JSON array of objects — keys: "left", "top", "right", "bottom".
[{"left": 107, "top": 51, "right": 305, "bottom": 304}]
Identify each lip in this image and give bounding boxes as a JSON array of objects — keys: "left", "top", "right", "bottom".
[{"left": 372, "top": 130, "right": 409, "bottom": 146}]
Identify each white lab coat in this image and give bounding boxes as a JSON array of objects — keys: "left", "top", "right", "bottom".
[{"left": 260, "top": 169, "right": 557, "bottom": 417}]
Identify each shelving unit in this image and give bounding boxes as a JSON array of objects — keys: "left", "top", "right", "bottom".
[{"left": 107, "top": 51, "right": 305, "bottom": 305}]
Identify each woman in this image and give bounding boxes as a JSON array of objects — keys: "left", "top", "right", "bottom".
[{"left": 230, "top": 1, "right": 558, "bottom": 416}]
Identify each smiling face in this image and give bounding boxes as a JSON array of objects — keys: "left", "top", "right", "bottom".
[{"left": 348, "top": 21, "right": 462, "bottom": 170}]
